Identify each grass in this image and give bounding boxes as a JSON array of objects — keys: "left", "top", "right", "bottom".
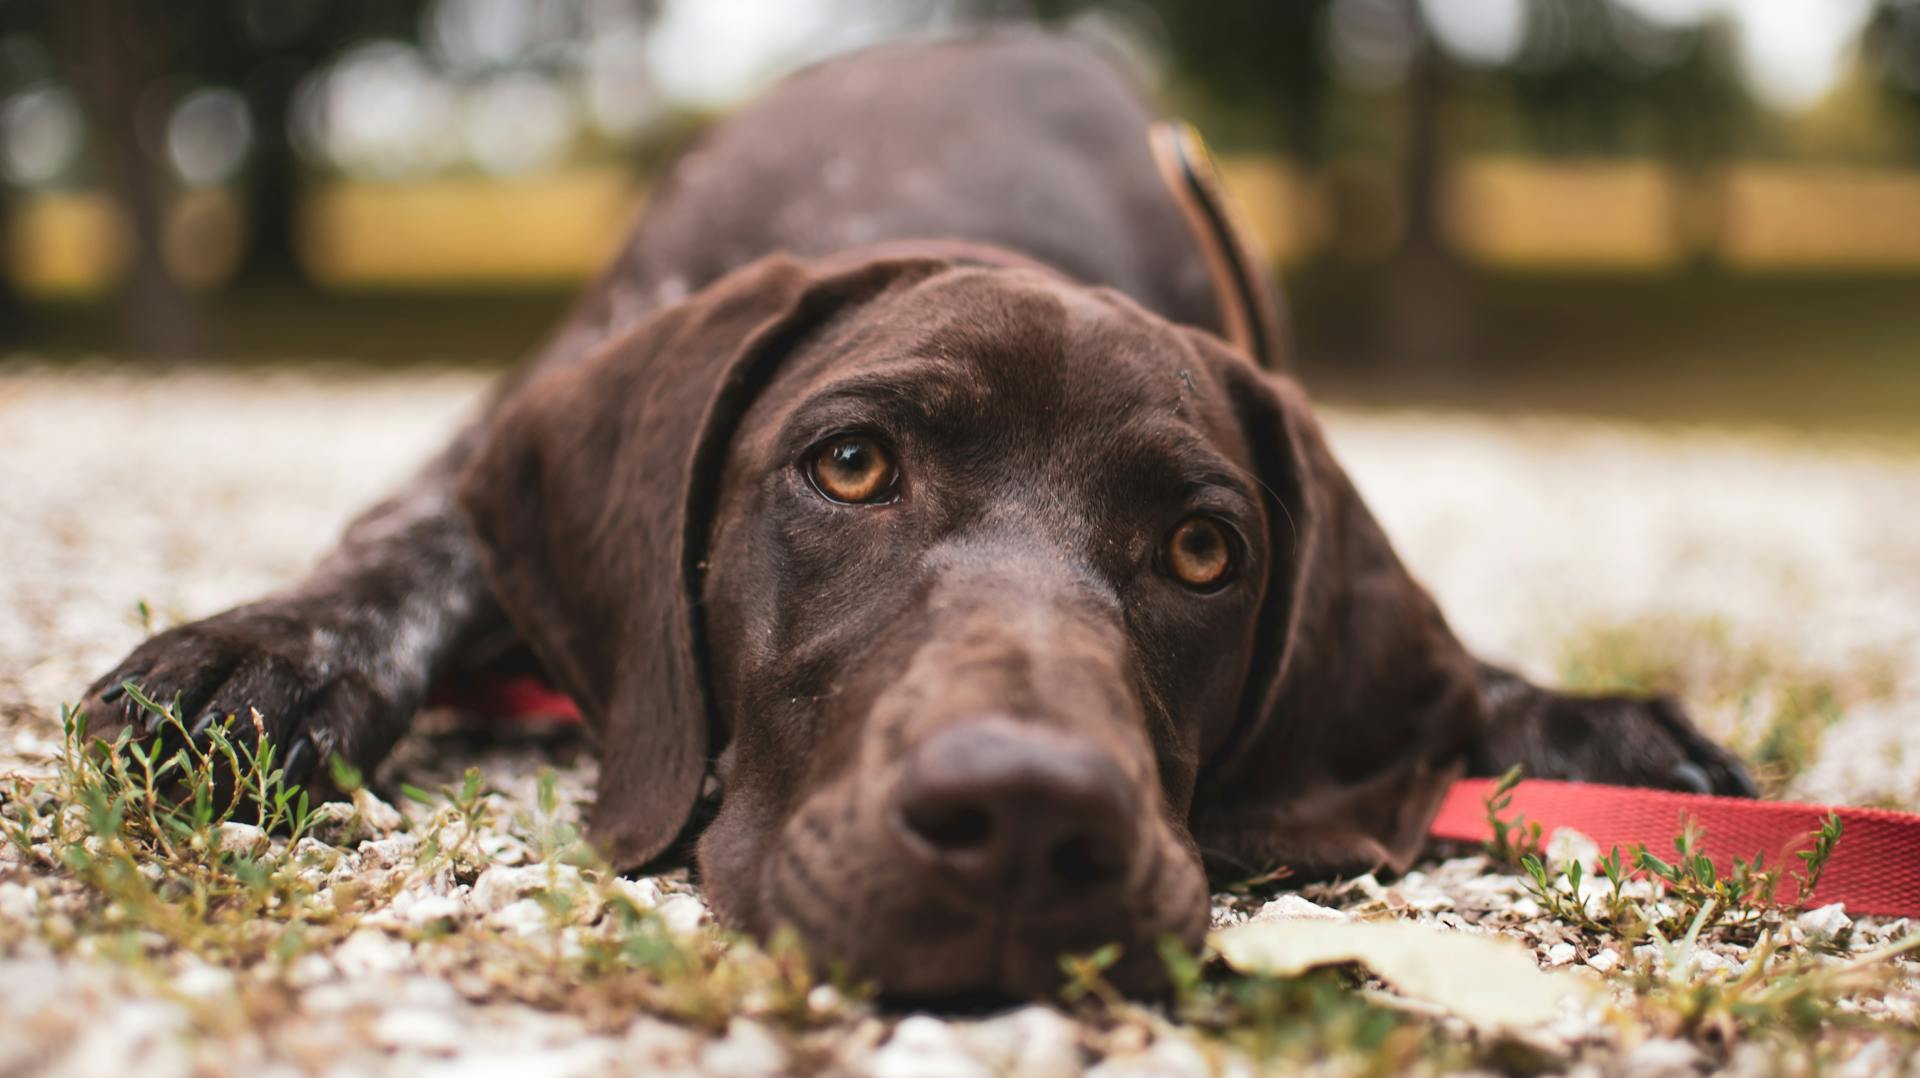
[
  {"left": 1481, "top": 767, "right": 1920, "bottom": 1070},
  {"left": 1, "top": 681, "right": 1915, "bottom": 1073},
  {"left": 0, "top": 689, "right": 857, "bottom": 1038},
  {"left": 1484, "top": 766, "right": 1841, "bottom": 940}
]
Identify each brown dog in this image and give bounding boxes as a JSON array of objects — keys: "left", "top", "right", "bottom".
[{"left": 79, "top": 33, "right": 1752, "bottom": 998}]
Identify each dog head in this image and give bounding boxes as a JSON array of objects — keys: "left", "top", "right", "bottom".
[{"left": 458, "top": 248, "right": 1483, "bottom": 998}]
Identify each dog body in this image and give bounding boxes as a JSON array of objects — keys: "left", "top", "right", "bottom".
[{"left": 83, "top": 34, "right": 1752, "bottom": 998}]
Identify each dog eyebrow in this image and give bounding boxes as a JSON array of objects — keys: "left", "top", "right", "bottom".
[
  {"left": 798, "top": 357, "right": 989, "bottom": 424},
  {"left": 1116, "top": 424, "right": 1262, "bottom": 510}
]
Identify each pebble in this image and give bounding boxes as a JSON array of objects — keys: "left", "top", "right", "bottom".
[
  {"left": 955, "top": 1005, "right": 1081, "bottom": 1077},
  {"left": 870, "top": 1016, "right": 990, "bottom": 1078},
  {"left": 171, "top": 960, "right": 235, "bottom": 999},
  {"left": 303, "top": 802, "right": 359, "bottom": 842},
  {"left": 1544, "top": 942, "right": 1578, "bottom": 967},
  {"left": 1545, "top": 827, "right": 1601, "bottom": 874},
  {"left": 0, "top": 881, "right": 39, "bottom": 919},
  {"left": 1252, "top": 894, "right": 1348, "bottom": 922},
  {"left": 402, "top": 894, "right": 468, "bottom": 925},
  {"left": 1623, "top": 1038, "right": 1703, "bottom": 1077},
  {"left": 471, "top": 864, "right": 583, "bottom": 914},
  {"left": 285, "top": 952, "right": 336, "bottom": 988},
  {"left": 1087, "top": 1034, "right": 1213, "bottom": 1078},
  {"left": 1386, "top": 884, "right": 1454, "bottom": 913},
  {"left": 611, "top": 876, "right": 662, "bottom": 910},
  {"left": 488, "top": 898, "right": 550, "bottom": 936},
  {"left": 1797, "top": 902, "right": 1852, "bottom": 941},
  {"left": 620, "top": 1016, "right": 703, "bottom": 1068},
  {"left": 215, "top": 821, "right": 269, "bottom": 857},
  {"left": 655, "top": 892, "right": 708, "bottom": 934},
  {"left": 352, "top": 789, "right": 406, "bottom": 833},
  {"left": 423, "top": 1040, "right": 620, "bottom": 1078},
  {"left": 331, "top": 928, "right": 412, "bottom": 978},
  {"left": 1585, "top": 948, "right": 1621, "bottom": 974},
  {"left": 1691, "top": 949, "right": 1739, "bottom": 975},
  {"left": 372, "top": 1006, "right": 466, "bottom": 1054},
  {"left": 478, "top": 833, "right": 529, "bottom": 866},
  {"left": 698, "top": 1017, "right": 788, "bottom": 1078},
  {"left": 360, "top": 834, "right": 420, "bottom": 868}
]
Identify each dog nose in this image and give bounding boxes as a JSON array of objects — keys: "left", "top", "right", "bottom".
[{"left": 891, "top": 721, "right": 1138, "bottom": 911}]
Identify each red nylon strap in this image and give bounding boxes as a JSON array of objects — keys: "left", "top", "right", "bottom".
[
  {"left": 1432, "top": 778, "right": 1920, "bottom": 917},
  {"left": 435, "top": 676, "right": 1920, "bottom": 918}
]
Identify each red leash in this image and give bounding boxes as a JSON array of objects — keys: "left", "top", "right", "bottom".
[
  {"left": 1432, "top": 778, "right": 1920, "bottom": 917},
  {"left": 437, "top": 676, "right": 1920, "bottom": 918}
]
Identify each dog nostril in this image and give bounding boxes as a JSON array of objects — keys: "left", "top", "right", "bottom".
[
  {"left": 902, "top": 801, "right": 994, "bottom": 851},
  {"left": 1048, "top": 835, "right": 1122, "bottom": 889}
]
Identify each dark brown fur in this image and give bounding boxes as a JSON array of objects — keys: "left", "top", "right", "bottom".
[{"left": 79, "top": 33, "right": 1752, "bottom": 999}]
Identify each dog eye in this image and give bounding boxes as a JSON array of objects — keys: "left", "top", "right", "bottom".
[
  {"left": 807, "top": 435, "right": 899, "bottom": 504},
  {"left": 1163, "top": 516, "right": 1235, "bottom": 589}
]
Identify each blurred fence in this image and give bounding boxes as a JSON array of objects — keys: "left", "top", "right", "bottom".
[{"left": 14, "top": 154, "right": 1920, "bottom": 297}]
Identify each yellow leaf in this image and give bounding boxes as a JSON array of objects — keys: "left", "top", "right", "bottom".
[{"left": 1211, "top": 919, "right": 1590, "bottom": 1030}]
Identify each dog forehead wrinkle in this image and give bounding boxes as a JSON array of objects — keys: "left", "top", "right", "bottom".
[{"left": 790, "top": 354, "right": 989, "bottom": 427}]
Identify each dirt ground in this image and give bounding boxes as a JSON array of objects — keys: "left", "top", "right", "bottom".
[{"left": 2, "top": 362, "right": 1916, "bottom": 1075}]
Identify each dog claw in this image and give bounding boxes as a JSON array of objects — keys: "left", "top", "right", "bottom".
[
  {"left": 282, "top": 738, "right": 311, "bottom": 781},
  {"left": 1668, "top": 760, "right": 1713, "bottom": 795}
]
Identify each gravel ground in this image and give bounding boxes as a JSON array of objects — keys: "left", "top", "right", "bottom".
[{"left": 2, "top": 362, "right": 1917, "bottom": 1075}]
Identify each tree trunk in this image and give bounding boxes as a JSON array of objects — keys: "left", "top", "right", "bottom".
[
  {"left": 1378, "top": 3, "right": 1472, "bottom": 372},
  {"left": 68, "top": 0, "right": 200, "bottom": 358},
  {"left": 0, "top": 195, "right": 25, "bottom": 344},
  {"left": 238, "top": 57, "right": 306, "bottom": 285}
]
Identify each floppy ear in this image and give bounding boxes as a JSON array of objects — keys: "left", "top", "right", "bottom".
[
  {"left": 1187, "top": 336, "right": 1485, "bottom": 878},
  {"left": 458, "top": 253, "right": 943, "bottom": 871}
]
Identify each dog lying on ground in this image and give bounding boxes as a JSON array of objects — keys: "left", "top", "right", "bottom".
[{"left": 79, "top": 33, "right": 1753, "bottom": 998}]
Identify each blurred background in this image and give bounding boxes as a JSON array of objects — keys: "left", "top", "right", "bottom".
[{"left": 3, "top": 0, "right": 1919, "bottom": 426}]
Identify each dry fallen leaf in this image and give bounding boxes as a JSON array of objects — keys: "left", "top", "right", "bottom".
[{"left": 1211, "top": 919, "right": 1591, "bottom": 1030}]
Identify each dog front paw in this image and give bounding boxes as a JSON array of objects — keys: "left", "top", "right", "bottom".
[
  {"left": 1473, "top": 663, "right": 1758, "bottom": 799},
  {"left": 76, "top": 598, "right": 410, "bottom": 792}
]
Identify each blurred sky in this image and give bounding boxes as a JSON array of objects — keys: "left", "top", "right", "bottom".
[
  {"left": 1, "top": 0, "right": 1900, "bottom": 196},
  {"left": 647, "top": 0, "right": 1880, "bottom": 111}
]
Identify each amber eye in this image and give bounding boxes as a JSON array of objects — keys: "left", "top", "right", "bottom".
[
  {"left": 1164, "top": 516, "right": 1235, "bottom": 589},
  {"left": 807, "top": 435, "right": 898, "bottom": 504}
]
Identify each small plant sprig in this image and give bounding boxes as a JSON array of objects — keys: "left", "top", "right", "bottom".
[
  {"left": 1058, "top": 941, "right": 1126, "bottom": 1008},
  {"left": 1632, "top": 912, "right": 1920, "bottom": 1066},
  {"left": 1150, "top": 936, "right": 1459, "bottom": 1072},
  {"left": 1483, "top": 766, "right": 1545, "bottom": 867},
  {"left": 1487, "top": 776, "right": 1847, "bottom": 942},
  {"left": 1225, "top": 861, "right": 1296, "bottom": 897},
  {"left": 405, "top": 766, "right": 496, "bottom": 873},
  {"left": 2, "top": 688, "right": 862, "bottom": 1035},
  {"left": 1, "top": 686, "right": 342, "bottom": 965}
]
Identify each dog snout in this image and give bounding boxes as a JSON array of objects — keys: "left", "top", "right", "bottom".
[{"left": 890, "top": 720, "right": 1139, "bottom": 911}]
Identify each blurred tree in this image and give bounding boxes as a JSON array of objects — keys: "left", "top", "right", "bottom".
[
  {"left": 0, "top": 0, "right": 57, "bottom": 342},
  {"left": 1498, "top": 0, "right": 1751, "bottom": 261},
  {"left": 1388, "top": 0, "right": 1468, "bottom": 366},
  {"left": 926, "top": 0, "right": 1476, "bottom": 362},
  {"left": 0, "top": 199, "right": 16, "bottom": 343},
  {"left": 39, "top": 0, "right": 430, "bottom": 352},
  {"left": 64, "top": 0, "right": 198, "bottom": 354},
  {"left": 1865, "top": 0, "right": 1920, "bottom": 155},
  {"left": 1030, "top": 0, "right": 1336, "bottom": 157},
  {"left": 164, "top": 0, "right": 432, "bottom": 284}
]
